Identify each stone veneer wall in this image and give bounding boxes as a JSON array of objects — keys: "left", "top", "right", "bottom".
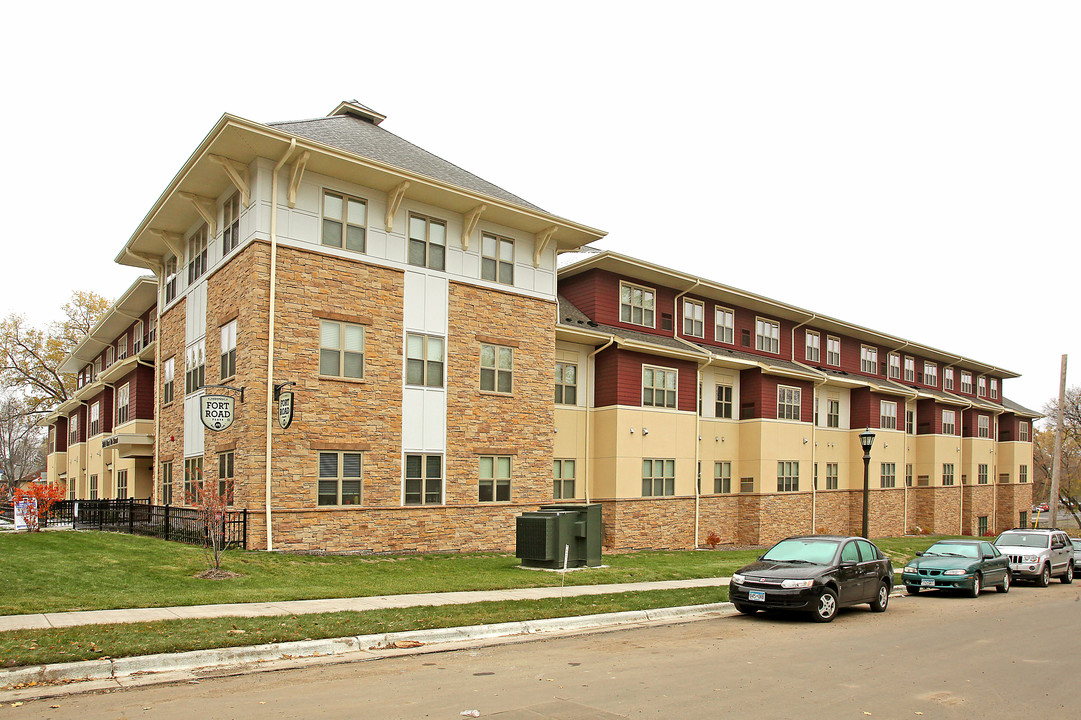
[
  {"left": 157, "top": 298, "right": 186, "bottom": 502},
  {"left": 962, "top": 485, "right": 996, "bottom": 535}
]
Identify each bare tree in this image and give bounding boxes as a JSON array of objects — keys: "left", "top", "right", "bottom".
[
  {"left": 0, "top": 395, "right": 44, "bottom": 497},
  {"left": 1036, "top": 387, "right": 1081, "bottom": 527}
]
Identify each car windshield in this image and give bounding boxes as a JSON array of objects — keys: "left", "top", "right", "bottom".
[
  {"left": 924, "top": 542, "right": 979, "bottom": 558},
  {"left": 995, "top": 533, "right": 1049, "bottom": 548},
  {"left": 761, "top": 539, "right": 840, "bottom": 565}
]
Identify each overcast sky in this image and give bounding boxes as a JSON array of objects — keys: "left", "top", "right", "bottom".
[{"left": 2, "top": 1, "right": 1077, "bottom": 415}]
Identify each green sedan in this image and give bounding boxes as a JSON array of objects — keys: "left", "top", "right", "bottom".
[{"left": 901, "top": 539, "right": 1011, "bottom": 597}]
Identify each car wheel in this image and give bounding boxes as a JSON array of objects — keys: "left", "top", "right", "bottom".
[
  {"left": 1062, "top": 563, "right": 1074, "bottom": 584},
  {"left": 906, "top": 585, "right": 920, "bottom": 595},
  {"left": 966, "top": 573, "right": 982, "bottom": 598},
  {"left": 811, "top": 588, "right": 838, "bottom": 623},
  {"left": 1037, "top": 564, "right": 1051, "bottom": 587},
  {"left": 870, "top": 582, "right": 889, "bottom": 612},
  {"left": 997, "top": 572, "right": 1011, "bottom": 593},
  {"left": 733, "top": 603, "right": 758, "bottom": 615}
]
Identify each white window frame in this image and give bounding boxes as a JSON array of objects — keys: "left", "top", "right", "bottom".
[
  {"left": 827, "top": 398, "right": 840, "bottom": 428},
  {"left": 643, "top": 365, "right": 678, "bottom": 409},
  {"left": 480, "top": 343, "right": 513, "bottom": 393},
  {"left": 1019, "top": 421, "right": 1029, "bottom": 442},
  {"left": 777, "top": 385, "right": 801, "bottom": 421},
  {"left": 116, "top": 383, "right": 130, "bottom": 425},
  {"left": 904, "top": 356, "right": 915, "bottom": 383},
  {"left": 117, "top": 336, "right": 127, "bottom": 361},
  {"left": 682, "top": 299, "right": 704, "bottom": 338},
  {"left": 923, "top": 361, "right": 937, "bottom": 387},
  {"left": 944, "top": 367, "right": 954, "bottom": 391},
  {"left": 826, "top": 462, "right": 839, "bottom": 490},
  {"left": 942, "top": 409, "right": 956, "bottom": 435},
  {"left": 888, "top": 352, "right": 900, "bottom": 380},
  {"left": 479, "top": 455, "right": 512, "bottom": 502},
  {"left": 715, "top": 382, "right": 733, "bottom": 419},
  {"left": 826, "top": 336, "right": 841, "bottom": 366},
  {"left": 318, "top": 451, "right": 362, "bottom": 506},
  {"left": 755, "top": 317, "right": 780, "bottom": 354},
  {"left": 553, "top": 459, "right": 576, "bottom": 499},
  {"left": 714, "top": 306, "right": 734, "bottom": 344},
  {"left": 319, "top": 320, "right": 365, "bottom": 380},
  {"left": 481, "top": 233, "right": 515, "bottom": 285},
  {"left": 714, "top": 461, "right": 732, "bottom": 494},
  {"left": 978, "top": 414, "right": 990, "bottom": 438},
  {"left": 185, "top": 339, "right": 206, "bottom": 395},
  {"left": 555, "top": 362, "right": 577, "bottom": 405},
  {"left": 961, "top": 371, "right": 973, "bottom": 394},
  {"left": 89, "top": 402, "right": 100, "bottom": 437},
  {"left": 322, "top": 190, "right": 367, "bottom": 253},
  {"left": 187, "top": 224, "right": 208, "bottom": 285},
  {"left": 223, "top": 192, "right": 242, "bottom": 255},
  {"left": 860, "top": 345, "right": 878, "bottom": 374},
  {"left": 133, "top": 320, "right": 144, "bottom": 354},
  {"left": 642, "top": 458, "right": 675, "bottom": 497},
  {"left": 990, "top": 378, "right": 998, "bottom": 399},
  {"left": 407, "top": 333, "right": 445, "bottom": 388},
  {"left": 805, "top": 330, "right": 820, "bottom": 362},
  {"left": 880, "top": 400, "right": 897, "bottom": 430},
  {"left": 977, "top": 376, "right": 987, "bottom": 398},
  {"left": 404, "top": 454, "right": 443, "bottom": 505},
  {"left": 620, "top": 282, "right": 656, "bottom": 328},
  {"left": 407, "top": 213, "right": 446, "bottom": 271},
  {"left": 220, "top": 320, "right": 237, "bottom": 380},
  {"left": 777, "top": 461, "right": 799, "bottom": 492},
  {"left": 163, "top": 357, "right": 175, "bottom": 405},
  {"left": 880, "top": 462, "right": 896, "bottom": 488},
  {"left": 942, "top": 463, "right": 955, "bottom": 486}
]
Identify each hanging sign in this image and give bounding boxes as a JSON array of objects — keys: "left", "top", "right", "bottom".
[
  {"left": 200, "top": 394, "right": 235, "bottom": 431},
  {"left": 277, "top": 391, "right": 294, "bottom": 430}
]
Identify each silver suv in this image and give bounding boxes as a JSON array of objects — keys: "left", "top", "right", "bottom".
[{"left": 994, "top": 529, "right": 1074, "bottom": 587}]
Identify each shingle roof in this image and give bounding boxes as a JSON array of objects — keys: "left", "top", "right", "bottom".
[
  {"left": 268, "top": 114, "right": 545, "bottom": 213},
  {"left": 1003, "top": 397, "right": 1042, "bottom": 418}
]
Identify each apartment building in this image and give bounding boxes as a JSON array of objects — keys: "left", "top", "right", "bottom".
[
  {"left": 554, "top": 252, "right": 1037, "bottom": 548},
  {"left": 41, "top": 277, "right": 158, "bottom": 500}
]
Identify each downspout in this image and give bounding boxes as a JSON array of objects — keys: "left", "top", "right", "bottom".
[
  {"left": 693, "top": 354, "right": 719, "bottom": 549},
  {"left": 102, "top": 381, "right": 115, "bottom": 497},
  {"left": 957, "top": 397, "right": 974, "bottom": 535},
  {"left": 264, "top": 139, "right": 296, "bottom": 551},
  {"left": 900, "top": 386, "right": 917, "bottom": 534},
  {"left": 792, "top": 357, "right": 826, "bottom": 533},
  {"left": 584, "top": 336, "right": 615, "bottom": 504},
  {"left": 989, "top": 404, "right": 1005, "bottom": 532}
]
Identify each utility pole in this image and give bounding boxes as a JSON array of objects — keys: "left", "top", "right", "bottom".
[{"left": 1049, "top": 354, "right": 1067, "bottom": 530}]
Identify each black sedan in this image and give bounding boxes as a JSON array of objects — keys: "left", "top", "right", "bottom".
[{"left": 729, "top": 535, "right": 894, "bottom": 622}]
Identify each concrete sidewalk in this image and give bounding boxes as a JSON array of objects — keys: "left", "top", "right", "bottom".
[{"left": 0, "top": 577, "right": 730, "bottom": 632}]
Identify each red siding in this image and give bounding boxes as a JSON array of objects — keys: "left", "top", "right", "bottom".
[
  {"left": 738, "top": 369, "right": 812, "bottom": 422},
  {"left": 998, "top": 413, "right": 1019, "bottom": 442},
  {"left": 53, "top": 417, "right": 68, "bottom": 452},
  {"left": 134, "top": 364, "right": 156, "bottom": 420},
  {"left": 594, "top": 345, "right": 620, "bottom": 408},
  {"left": 593, "top": 347, "right": 698, "bottom": 412}
]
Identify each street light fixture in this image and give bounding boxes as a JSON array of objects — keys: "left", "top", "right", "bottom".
[{"left": 860, "top": 428, "right": 876, "bottom": 539}]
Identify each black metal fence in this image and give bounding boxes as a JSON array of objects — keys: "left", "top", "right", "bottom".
[
  {"left": 0, "top": 501, "right": 12, "bottom": 524},
  {"left": 38, "top": 498, "right": 248, "bottom": 550}
]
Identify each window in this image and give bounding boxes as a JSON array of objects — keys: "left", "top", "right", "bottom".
[
  {"left": 826, "top": 336, "right": 841, "bottom": 366},
  {"left": 222, "top": 192, "right": 241, "bottom": 254},
  {"left": 480, "top": 343, "right": 513, "bottom": 393},
  {"left": 481, "top": 233, "right": 514, "bottom": 284},
  {"left": 554, "top": 362, "right": 577, "bottom": 404},
  {"left": 642, "top": 459, "right": 675, "bottom": 496},
  {"left": 1019, "top": 465, "right": 1028, "bottom": 483},
  {"left": 407, "top": 213, "right": 445, "bottom": 270},
  {"left": 942, "top": 410, "right": 956, "bottom": 435},
  {"left": 93, "top": 357, "right": 102, "bottom": 380},
  {"left": 740, "top": 476, "right": 755, "bottom": 493},
  {"left": 185, "top": 339, "right": 206, "bottom": 395},
  {"left": 860, "top": 345, "right": 878, "bottom": 374},
  {"left": 944, "top": 367, "right": 954, "bottom": 391},
  {"left": 69, "top": 415, "right": 79, "bottom": 445},
  {"left": 220, "top": 320, "right": 237, "bottom": 380},
  {"left": 161, "top": 461, "right": 173, "bottom": 505},
  {"left": 184, "top": 457, "right": 202, "bottom": 503},
  {"left": 714, "top": 461, "right": 732, "bottom": 493},
  {"left": 116, "top": 383, "right": 130, "bottom": 425},
  {"left": 620, "top": 282, "right": 655, "bottom": 327},
  {"left": 479, "top": 455, "right": 512, "bottom": 502},
  {"left": 715, "top": 307, "right": 734, "bottom": 344},
  {"left": 888, "top": 353, "right": 900, "bottom": 379},
  {"left": 880, "top": 462, "right": 896, "bottom": 488},
  {"left": 117, "top": 469, "right": 128, "bottom": 500},
  {"left": 681, "top": 299, "right": 704, "bottom": 337},
  {"left": 824, "top": 463, "right": 838, "bottom": 489},
  {"left": 977, "top": 376, "right": 987, "bottom": 397},
  {"left": 117, "top": 337, "right": 127, "bottom": 361},
  {"left": 978, "top": 464, "right": 988, "bottom": 485},
  {"left": 777, "top": 385, "right": 801, "bottom": 421},
  {"left": 961, "top": 371, "right": 973, "bottom": 394},
  {"left": 134, "top": 320, "right": 144, "bottom": 354},
  {"left": 106, "top": 346, "right": 115, "bottom": 367},
  {"left": 990, "top": 378, "right": 998, "bottom": 399},
  {"left": 905, "top": 464, "right": 913, "bottom": 487},
  {"left": 827, "top": 399, "right": 840, "bottom": 428},
  {"left": 978, "top": 415, "right": 990, "bottom": 438},
  {"left": 777, "top": 461, "right": 799, "bottom": 492},
  {"left": 805, "top": 330, "right": 820, "bottom": 362},
  {"left": 880, "top": 400, "right": 897, "bottom": 429},
  {"left": 755, "top": 317, "right": 780, "bottom": 354},
  {"left": 1019, "top": 421, "right": 1029, "bottom": 442},
  {"left": 1019, "top": 510, "right": 1028, "bottom": 528},
  {"left": 715, "top": 382, "right": 733, "bottom": 419},
  {"left": 163, "top": 357, "right": 175, "bottom": 405},
  {"left": 89, "top": 402, "right": 100, "bottom": 437},
  {"left": 553, "top": 459, "right": 576, "bottom": 499},
  {"left": 318, "top": 451, "right": 361, "bottom": 506},
  {"left": 999, "top": 473, "right": 1010, "bottom": 484},
  {"left": 89, "top": 474, "right": 98, "bottom": 500},
  {"left": 147, "top": 314, "right": 156, "bottom": 345},
  {"left": 187, "top": 225, "right": 208, "bottom": 284},
  {"left": 923, "top": 362, "right": 937, "bottom": 387},
  {"left": 906, "top": 410, "right": 914, "bottom": 434},
  {"left": 404, "top": 454, "right": 442, "bottom": 505},
  {"left": 218, "top": 451, "right": 235, "bottom": 504},
  {"left": 164, "top": 256, "right": 178, "bottom": 304},
  {"left": 406, "top": 334, "right": 445, "bottom": 387},
  {"left": 643, "top": 365, "right": 677, "bottom": 408},
  {"left": 978, "top": 516, "right": 989, "bottom": 536},
  {"left": 942, "top": 463, "right": 955, "bottom": 486},
  {"left": 320, "top": 320, "right": 364, "bottom": 379},
  {"left": 322, "top": 191, "right": 367, "bottom": 252},
  {"left": 904, "top": 357, "right": 915, "bottom": 383}
]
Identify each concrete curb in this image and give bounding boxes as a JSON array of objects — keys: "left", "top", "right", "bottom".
[{"left": 0, "top": 603, "right": 733, "bottom": 700}]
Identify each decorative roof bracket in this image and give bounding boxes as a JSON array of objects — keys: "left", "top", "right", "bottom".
[
  {"left": 385, "top": 180, "right": 410, "bottom": 232},
  {"left": 125, "top": 250, "right": 164, "bottom": 276},
  {"left": 462, "top": 204, "right": 486, "bottom": 251},
  {"left": 533, "top": 226, "right": 558, "bottom": 267},
  {"left": 149, "top": 229, "right": 186, "bottom": 262},
  {"left": 178, "top": 192, "right": 217, "bottom": 237},
  {"left": 209, "top": 155, "right": 251, "bottom": 207},
  {"left": 287, "top": 151, "right": 311, "bottom": 209}
]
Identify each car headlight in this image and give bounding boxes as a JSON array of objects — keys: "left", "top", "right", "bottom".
[
  {"left": 780, "top": 578, "right": 814, "bottom": 589},
  {"left": 1022, "top": 555, "right": 1039, "bottom": 563},
  {"left": 732, "top": 573, "right": 745, "bottom": 585},
  {"left": 943, "top": 569, "right": 968, "bottom": 576},
  {"left": 903, "top": 566, "right": 918, "bottom": 574}
]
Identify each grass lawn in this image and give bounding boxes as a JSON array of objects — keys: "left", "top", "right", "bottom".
[
  {"left": 0, "top": 531, "right": 955, "bottom": 616},
  {"left": 0, "top": 587, "right": 727, "bottom": 668}
]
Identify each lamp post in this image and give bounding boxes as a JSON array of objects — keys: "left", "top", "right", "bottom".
[{"left": 860, "top": 428, "right": 876, "bottom": 538}]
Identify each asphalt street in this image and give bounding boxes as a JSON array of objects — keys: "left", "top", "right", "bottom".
[{"left": 10, "top": 580, "right": 1081, "bottom": 719}]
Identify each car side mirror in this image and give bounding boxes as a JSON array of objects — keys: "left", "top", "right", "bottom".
[
  {"left": 915, "top": 551, "right": 924, "bottom": 557},
  {"left": 839, "top": 560, "right": 856, "bottom": 568},
  {"left": 983, "top": 553, "right": 994, "bottom": 559}
]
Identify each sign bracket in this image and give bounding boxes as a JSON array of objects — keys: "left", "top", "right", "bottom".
[{"left": 201, "top": 384, "right": 246, "bottom": 404}]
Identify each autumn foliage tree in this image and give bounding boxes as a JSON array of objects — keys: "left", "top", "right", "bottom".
[
  {"left": 1035, "top": 386, "right": 1081, "bottom": 526},
  {"left": 13, "top": 481, "right": 65, "bottom": 532},
  {"left": 185, "top": 466, "right": 237, "bottom": 576}
]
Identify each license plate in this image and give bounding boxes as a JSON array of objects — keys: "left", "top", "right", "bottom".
[
  {"left": 748, "top": 590, "right": 766, "bottom": 602},
  {"left": 921, "top": 579, "right": 935, "bottom": 587}
]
